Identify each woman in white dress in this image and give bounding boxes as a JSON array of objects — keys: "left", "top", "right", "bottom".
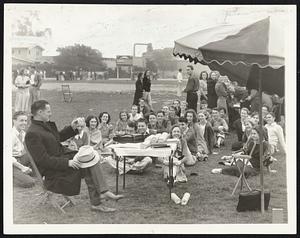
[
  {"left": 176, "top": 68, "right": 183, "bottom": 97},
  {"left": 14, "top": 69, "right": 31, "bottom": 112}
]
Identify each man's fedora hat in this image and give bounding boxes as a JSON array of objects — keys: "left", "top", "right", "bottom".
[{"left": 73, "top": 145, "right": 100, "bottom": 168}]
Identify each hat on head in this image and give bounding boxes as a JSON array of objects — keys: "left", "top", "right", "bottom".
[{"left": 73, "top": 145, "right": 100, "bottom": 168}]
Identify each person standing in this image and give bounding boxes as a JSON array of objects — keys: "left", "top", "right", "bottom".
[
  {"left": 142, "top": 70, "right": 153, "bottom": 110},
  {"left": 207, "top": 71, "right": 218, "bottom": 109},
  {"left": 14, "top": 69, "right": 31, "bottom": 112},
  {"left": 176, "top": 68, "right": 183, "bottom": 97},
  {"left": 182, "top": 65, "right": 199, "bottom": 113},
  {"left": 133, "top": 72, "right": 144, "bottom": 106},
  {"left": 29, "top": 72, "right": 43, "bottom": 106},
  {"left": 215, "top": 76, "right": 228, "bottom": 114},
  {"left": 199, "top": 71, "right": 208, "bottom": 101}
]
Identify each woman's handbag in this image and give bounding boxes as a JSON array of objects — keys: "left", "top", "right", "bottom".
[{"left": 237, "top": 189, "right": 270, "bottom": 212}]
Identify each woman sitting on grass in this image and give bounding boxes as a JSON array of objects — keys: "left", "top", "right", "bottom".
[
  {"left": 265, "top": 112, "right": 286, "bottom": 155},
  {"left": 114, "top": 110, "right": 129, "bottom": 136},
  {"left": 158, "top": 125, "right": 196, "bottom": 183},
  {"left": 197, "top": 110, "right": 215, "bottom": 155},
  {"left": 242, "top": 119, "right": 254, "bottom": 143},
  {"left": 85, "top": 115, "right": 103, "bottom": 151},
  {"left": 212, "top": 126, "right": 270, "bottom": 178},
  {"left": 185, "top": 109, "right": 208, "bottom": 161},
  {"left": 98, "top": 112, "right": 114, "bottom": 147}
]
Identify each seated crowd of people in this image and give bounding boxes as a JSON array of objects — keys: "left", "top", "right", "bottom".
[{"left": 12, "top": 69, "right": 286, "bottom": 212}]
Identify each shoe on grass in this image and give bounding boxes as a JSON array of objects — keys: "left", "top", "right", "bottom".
[
  {"left": 221, "top": 155, "right": 232, "bottom": 161},
  {"left": 211, "top": 168, "right": 222, "bottom": 174},
  {"left": 268, "top": 169, "right": 277, "bottom": 173},
  {"left": 91, "top": 204, "right": 116, "bottom": 213},
  {"left": 100, "top": 191, "right": 125, "bottom": 201}
]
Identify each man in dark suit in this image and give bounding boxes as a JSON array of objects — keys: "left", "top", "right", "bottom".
[
  {"left": 25, "top": 100, "right": 123, "bottom": 212},
  {"left": 183, "top": 65, "right": 199, "bottom": 113}
]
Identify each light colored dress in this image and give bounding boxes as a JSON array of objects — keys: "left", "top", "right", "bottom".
[
  {"left": 99, "top": 123, "right": 114, "bottom": 144},
  {"left": 114, "top": 120, "right": 128, "bottom": 135},
  {"left": 14, "top": 75, "right": 30, "bottom": 112},
  {"left": 177, "top": 72, "right": 183, "bottom": 97}
]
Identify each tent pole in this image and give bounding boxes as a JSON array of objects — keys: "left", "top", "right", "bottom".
[{"left": 258, "top": 67, "right": 265, "bottom": 214}]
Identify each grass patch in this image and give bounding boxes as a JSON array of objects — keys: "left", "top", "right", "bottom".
[{"left": 12, "top": 88, "right": 287, "bottom": 224}]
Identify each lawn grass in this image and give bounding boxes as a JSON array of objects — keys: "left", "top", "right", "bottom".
[{"left": 12, "top": 87, "right": 287, "bottom": 224}]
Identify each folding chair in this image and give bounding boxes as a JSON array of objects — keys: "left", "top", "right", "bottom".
[
  {"left": 61, "top": 84, "right": 73, "bottom": 102},
  {"left": 231, "top": 143, "right": 256, "bottom": 196},
  {"left": 24, "top": 144, "right": 75, "bottom": 214}
]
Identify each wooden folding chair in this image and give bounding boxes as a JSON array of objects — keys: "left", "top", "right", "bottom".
[
  {"left": 61, "top": 84, "right": 73, "bottom": 102},
  {"left": 24, "top": 144, "right": 75, "bottom": 214},
  {"left": 231, "top": 144, "right": 256, "bottom": 196}
]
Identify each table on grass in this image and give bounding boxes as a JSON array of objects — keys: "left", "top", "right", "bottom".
[{"left": 108, "top": 140, "right": 178, "bottom": 198}]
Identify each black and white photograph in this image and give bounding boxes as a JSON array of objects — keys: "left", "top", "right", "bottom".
[{"left": 3, "top": 3, "right": 297, "bottom": 234}]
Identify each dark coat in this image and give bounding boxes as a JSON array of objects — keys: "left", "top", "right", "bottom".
[
  {"left": 142, "top": 76, "right": 151, "bottom": 92},
  {"left": 133, "top": 78, "right": 143, "bottom": 106},
  {"left": 25, "top": 119, "right": 81, "bottom": 196},
  {"left": 233, "top": 118, "right": 243, "bottom": 142},
  {"left": 203, "top": 122, "right": 215, "bottom": 154},
  {"left": 207, "top": 78, "right": 218, "bottom": 108}
]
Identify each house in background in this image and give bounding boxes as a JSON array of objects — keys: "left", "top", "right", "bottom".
[{"left": 12, "top": 43, "right": 44, "bottom": 66}]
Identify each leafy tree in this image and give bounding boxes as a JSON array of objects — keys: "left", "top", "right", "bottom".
[
  {"left": 55, "top": 44, "right": 107, "bottom": 71},
  {"left": 146, "top": 48, "right": 177, "bottom": 73}
]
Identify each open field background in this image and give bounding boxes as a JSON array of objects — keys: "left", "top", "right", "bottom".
[{"left": 12, "top": 81, "right": 287, "bottom": 224}]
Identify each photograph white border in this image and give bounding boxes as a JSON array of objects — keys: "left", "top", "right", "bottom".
[{"left": 3, "top": 4, "right": 297, "bottom": 234}]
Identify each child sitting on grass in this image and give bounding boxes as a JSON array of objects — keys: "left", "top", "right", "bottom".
[{"left": 210, "top": 108, "right": 228, "bottom": 148}]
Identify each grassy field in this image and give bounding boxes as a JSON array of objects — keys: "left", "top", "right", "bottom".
[{"left": 12, "top": 84, "right": 287, "bottom": 224}]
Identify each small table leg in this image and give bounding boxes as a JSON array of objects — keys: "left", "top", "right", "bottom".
[
  {"left": 116, "top": 154, "right": 119, "bottom": 195},
  {"left": 169, "top": 155, "right": 173, "bottom": 200},
  {"left": 123, "top": 157, "right": 126, "bottom": 189}
]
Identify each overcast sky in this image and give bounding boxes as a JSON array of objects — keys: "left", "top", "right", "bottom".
[{"left": 6, "top": 4, "right": 290, "bottom": 57}]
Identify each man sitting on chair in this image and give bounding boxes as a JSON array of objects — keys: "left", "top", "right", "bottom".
[
  {"left": 25, "top": 100, "right": 124, "bottom": 213},
  {"left": 12, "top": 111, "right": 35, "bottom": 188}
]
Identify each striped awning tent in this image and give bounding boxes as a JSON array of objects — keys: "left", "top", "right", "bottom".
[
  {"left": 173, "top": 16, "right": 286, "bottom": 213},
  {"left": 173, "top": 17, "right": 284, "bottom": 68},
  {"left": 173, "top": 17, "right": 285, "bottom": 96}
]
